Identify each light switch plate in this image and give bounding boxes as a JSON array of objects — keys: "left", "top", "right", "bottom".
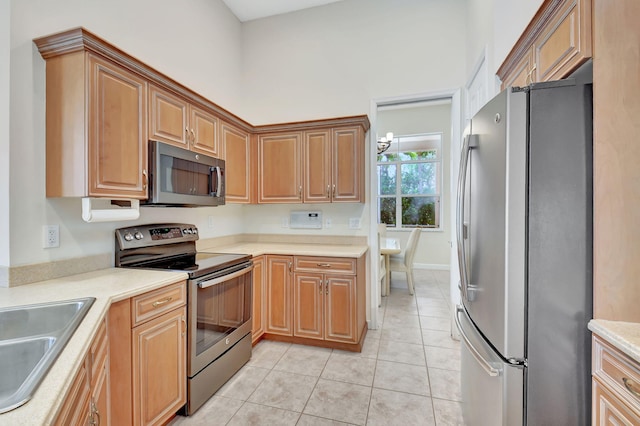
[{"left": 348, "top": 218, "right": 361, "bottom": 229}]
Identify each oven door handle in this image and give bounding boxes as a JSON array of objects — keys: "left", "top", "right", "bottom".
[{"left": 197, "top": 265, "right": 253, "bottom": 288}]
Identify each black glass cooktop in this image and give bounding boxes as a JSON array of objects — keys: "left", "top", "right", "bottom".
[{"left": 129, "top": 252, "right": 251, "bottom": 279}]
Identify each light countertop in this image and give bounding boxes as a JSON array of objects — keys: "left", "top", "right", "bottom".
[
  {"left": 0, "top": 268, "right": 188, "bottom": 425},
  {"left": 589, "top": 319, "right": 640, "bottom": 364},
  {"left": 199, "top": 242, "right": 369, "bottom": 258}
]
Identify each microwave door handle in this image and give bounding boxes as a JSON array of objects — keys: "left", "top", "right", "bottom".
[
  {"left": 216, "top": 166, "right": 222, "bottom": 196},
  {"left": 209, "top": 166, "right": 222, "bottom": 196}
]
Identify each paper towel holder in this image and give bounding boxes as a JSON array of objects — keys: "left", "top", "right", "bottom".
[{"left": 82, "top": 198, "right": 140, "bottom": 223}]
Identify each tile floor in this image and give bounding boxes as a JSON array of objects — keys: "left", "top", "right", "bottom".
[{"left": 170, "top": 269, "right": 465, "bottom": 426}]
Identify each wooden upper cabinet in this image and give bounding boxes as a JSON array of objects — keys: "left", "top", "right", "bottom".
[
  {"left": 304, "top": 130, "right": 332, "bottom": 203},
  {"left": 333, "top": 127, "right": 363, "bottom": 202},
  {"left": 258, "top": 133, "right": 303, "bottom": 203},
  {"left": 498, "top": 0, "right": 592, "bottom": 88},
  {"left": 222, "top": 122, "right": 254, "bottom": 203},
  {"left": 149, "top": 84, "right": 221, "bottom": 158},
  {"left": 88, "top": 54, "right": 148, "bottom": 199}
]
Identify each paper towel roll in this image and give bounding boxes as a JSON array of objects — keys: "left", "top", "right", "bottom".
[{"left": 82, "top": 198, "right": 140, "bottom": 223}]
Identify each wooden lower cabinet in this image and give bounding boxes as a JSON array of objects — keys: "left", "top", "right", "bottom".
[
  {"left": 54, "top": 320, "right": 110, "bottom": 426},
  {"left": 592, "top": 334, "right": 640, "bottom": 425},
  {"left": 251, "top": 255, "right": 266, "bottom": 343},
  {"left": 266, "top": 254, "right": 365, "bottom": 350},
  {"left": 265, "top": 255, "right": 294, "bottom": 335}
]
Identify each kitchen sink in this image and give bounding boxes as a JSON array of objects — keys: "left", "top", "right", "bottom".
[{"left": 0, "top": 297, "right": 95, "bottom": 413}]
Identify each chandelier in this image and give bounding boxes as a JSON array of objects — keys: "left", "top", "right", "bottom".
[{"left": 377, "top": 132, "right": 394, "bottom": 154}]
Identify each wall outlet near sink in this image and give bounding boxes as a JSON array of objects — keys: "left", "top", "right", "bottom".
[{"left": 43, "top": 225, "right": 60, "bottom": 248}]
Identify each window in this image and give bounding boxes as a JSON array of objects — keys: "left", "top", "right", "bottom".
[{"left": 377, "top": 133, "right": 442, "bottom": 229}]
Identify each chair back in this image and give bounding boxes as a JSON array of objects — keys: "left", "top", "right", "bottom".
[{"left": 403, "top": 228, "right": 421, "bottom": 267}]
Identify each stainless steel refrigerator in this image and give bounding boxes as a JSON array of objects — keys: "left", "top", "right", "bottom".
[{"left": 455, "top": 78, "right": 592, "bottom": 425}]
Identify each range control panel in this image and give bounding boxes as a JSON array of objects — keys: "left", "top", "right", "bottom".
[{"left": 115, "top": 223, "right": 199, "bottom": 249}]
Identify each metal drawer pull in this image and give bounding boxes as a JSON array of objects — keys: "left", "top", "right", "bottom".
[
  {"left": 454, "top": 306, "right": 501, "bottom": 377},
  {"left": 152, "top": 297, "right": 173, "bottom": 308},
  {"left": 317, "top": 263, "right": 331, "bottom": 268},
  {"left": 623, "top": 378, "right": 640, "bottom": 399}
]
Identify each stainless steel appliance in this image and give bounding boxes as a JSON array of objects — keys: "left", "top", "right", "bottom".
[
  {"left": 115, "top": 223, "right": 252, "bottom": 415},
  {"left": 456, "top": 78, "right": 592, "bottom": 425},
  {"left": 144, "top": 140, "right": 225, "bottom": 207}
]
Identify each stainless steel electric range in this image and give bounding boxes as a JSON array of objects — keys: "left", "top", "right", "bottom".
[{"left": 115, "top": 223, "right": 253, "bottom": 415}]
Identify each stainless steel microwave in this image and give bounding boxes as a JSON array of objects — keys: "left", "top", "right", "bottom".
[{"left": 144, "top": 140, "right": 225, "bottom": 207}]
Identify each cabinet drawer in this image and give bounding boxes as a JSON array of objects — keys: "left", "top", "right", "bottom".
[
  {"left": 593, "top": 378, "right": 640, "bottom": 425},
  {"left": 131, "top": 281, "right": 187, "bottom": 326},
  {"left": 294, "top": 256, "right": 356, "bottom": 274},
  {"left": 593, "top": 335, "right": 640, "bottom": 412},
  {"left": 54, "top": 359, "right": 90, "bottom": 426},
  {"left": 90, "top": 319, "right": 108, "bottom": 380}
]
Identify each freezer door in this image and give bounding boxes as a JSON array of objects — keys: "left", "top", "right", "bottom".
[
  {"left": 457, "top": 88, "right": 527, "bottom": 359},
  {"left": 456, "top": 306, "right": 524, "bottom": 426}
]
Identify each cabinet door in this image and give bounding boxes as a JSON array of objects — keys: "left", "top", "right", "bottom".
[
  {"left": 258, "top": 133, "right": 303, "bottom": 203},
  {"left": 593, "top": 379, "right": 640, "bottom": 425},
  {"left": 54, "top": 358, "right": 91, "bottom": 426},
  {"left": 132, "top": 307, "right": 186, "bottom": 426},
  {"left": 265, "top": 255, "right": 293, "bottom": 335},
  {"left": 332, "top": 127, "right": 363, "bottom": 202},
  {"left": 149, "top": 85, "right": 189, "bottom": 148},
  {"left": 190, "top": 105, "right": 221, "bottom": 158},
  {"left": 304, "top": 130, "right": 332, "bottom": 203},
  {"left": 501, "top": 49, "right": 534, "bottom": 89},
  {"left": 324, "top": 275, "right": 357, "bottom": 343},
  {"left": 252, "top": 256, "right": 265, "bottom": 343},
  {"left": 533, "top": 0, "right": 592, "bottom": 82},
  {"left": 92, "top": 353, "right": 111, "bottom": 426},
  {"left": 88, "top": 54, "right": 148, "bottom": 199},
  {"left": 293, "top": 273, "right": 324, "bottom": 340},
  {"left": 222, "top": 122, "right": 253, "bottom": 203}
]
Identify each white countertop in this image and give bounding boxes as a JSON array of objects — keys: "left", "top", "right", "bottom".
[
  {"left": 589, "top": 319, "right": 640, "bottom": 364},
  {"left": 200, "top": 242, "right": 369, "bottom": 258},
  {"left": 0, "top": 268, "right": 188, "bottom": 425}
]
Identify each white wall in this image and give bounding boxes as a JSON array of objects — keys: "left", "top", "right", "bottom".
[
  {"left": 376, "top": 102, "right": 452, "bottom": 268},
  {"left": 239, "top": 0, "right": 467, "bottom": 124},
  {"left": 8, "top": 0, "right": 245, "bottom": 266},
  {"left": 493, "top": 0, "right": 545, "bottom": 70},
  {"left": 0, "top": 0, "right": 10, "bottom": 268}
]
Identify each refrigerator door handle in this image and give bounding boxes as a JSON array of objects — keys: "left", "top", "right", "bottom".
[
  {"left": 455, "top": 305, "right": 501, "bottom": 377},
  {"left": 456, "top": 134, "right": 478, "bottom": 302}
]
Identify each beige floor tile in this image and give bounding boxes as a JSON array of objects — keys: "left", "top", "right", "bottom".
[
  {"left": 366, "top": 388, "right": 435, "bottom": 426},
  {"left": 322, "top": 352, "right": 376, "bottom": 385},
  {"left": 382, "top": 314, "right": 421, "bottom": 330},
  {"left": 428, "top": 368, "right": 462, "bottom": 401},
  {"left": 335, "top": 335, "right": 380, "bottom": 360},
  {"left": 366, "top": 326, "right": 383, "bottom": 340},
  {"left": 433, "top": 398, "right": 465, "bottom": 425},
  {"left": 373, "top": 360, "right": 430, "bottom": 396},
  {"left": 304, "top": 379, "right": 371, "bottom": 425},
  {"left": 378, "top": 340, "right": 426, "bottom": 366},
  {"left": 246, "top": 340, "right": 290, "bottom": 369},
  {"left": 417, "top": 304, "right": 450, "bottom": 319},
  {"left": 216, "top": 365, "right": 270, "bottom": 401},
  {"left": 420, "top": 315, "right": 451, "bottom": 332},
  {"left": 380, "top": 327, "right": 423, "bottom": 345},
  {"left": 424, "top": 346, "right": 461, "bottom": 371},
  {"left": 227, "top": 402, "right": 300, "bottom": 426},
  {"left": 384, "top": 302, "right": 419, "bottom": 315},
  {"left": 274, "top": 344, "right": 331, "bottom": 377},
  {"left": 248, "top": 370, "right": 317, "bottom": 412},
  {"left": 169, "top": 396, "right": 243, "bottom": 425},
  {"left": 414, "top": 287, "right": 446, "bottom": 298},
  {"left": 297, "top": 414, "right": 353, "bottom": 425},
  {"left": 416, "top": 297, "right": 450, "bottom": 310},
  {"left": 422, "top": 329, "right": 460, "bottom": 349}
]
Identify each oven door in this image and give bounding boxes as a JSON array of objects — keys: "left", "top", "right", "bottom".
[
  {"left": 147, "top": 140, "right": 225, "bottom": 207},
  {"left": 188, "top": 261, "right": 252, "bottom": 376}
]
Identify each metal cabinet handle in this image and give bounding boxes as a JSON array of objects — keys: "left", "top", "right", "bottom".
[
  {"left": 152, "top": 297, "right": 173, "bottom": 308},
  {"left": 325, "top": 280, "right": 329, "bottom": 295},
  {"left": 298, "top": 186, "right": 302, "bottom": 199},
  {"left": 623, "top": 378, "right": 640, "bottom": 399},
  {"left": 181, "top": 315, "right": 186, "bottom": 337},
  {"left": 190, "top": 129, "right": 195, "bottom": 142},
  {"left": 332, "top": 184, "right": 336, "bottom": 196},
  {"left": 326, "top": 185, "right": 330, "bottom": 198},
  {"left": 185, "top": 127, "right": 190, "bottom": 142},
  {"left": 289, "top": 262, "right": 293, "bottom": 273},
  {"left": 456, "top": 134, "right": 477, "bottom": 302},
  {"left": 316, "top": 263, "right": 331, "bottom": 268},
  {"left": 142, "top": 169, "right": 148, "bottom": 190},
  {"left": 455, "top": 306, "right": 501, "bottom": 377},
  {"left": 319, "top": 282, "right": 323, "bottom": 294}
]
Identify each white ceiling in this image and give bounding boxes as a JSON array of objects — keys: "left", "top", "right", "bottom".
[{"left": 222, "top": 0, "right": 345, "bottom": 22}]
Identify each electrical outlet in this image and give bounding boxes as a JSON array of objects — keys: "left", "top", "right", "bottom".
[
  {"left": 325, "top": 218, "right": 332, "bottom": 229},
  {"left": 348, "top": 218, "right": 361, "bottom": 229},
  {"left": 208, "top": 215, "right": 215, "bottom": 228},
  {"left": 43, "top": 225, "right": 60, "bottom": 248}
]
